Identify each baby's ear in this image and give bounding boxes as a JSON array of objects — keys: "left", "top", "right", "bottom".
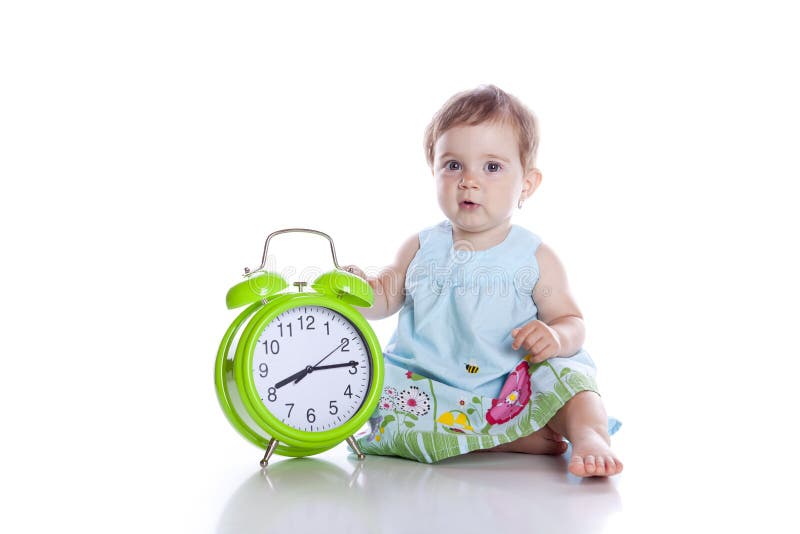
[{"left": 523, "top": 168, "right": 542, "bottom": 197}]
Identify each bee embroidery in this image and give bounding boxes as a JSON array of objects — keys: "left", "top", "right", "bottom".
[{"left": 464, "top": 359, "right": 480, "bottom": 374}]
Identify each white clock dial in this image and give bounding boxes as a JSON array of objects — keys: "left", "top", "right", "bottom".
[{"left": 252, "top": 305, "right": 372, "bottom": 432}]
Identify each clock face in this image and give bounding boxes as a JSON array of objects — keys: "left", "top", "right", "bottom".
[{"left": 252, "top": 305, "right": 373, "bottom": 432}]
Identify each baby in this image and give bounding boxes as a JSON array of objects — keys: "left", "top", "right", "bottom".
[{"left": 345, "top": 85, "right": 622, "bottom": 477}]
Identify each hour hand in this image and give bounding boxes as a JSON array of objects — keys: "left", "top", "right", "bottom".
[{"left": 274, "top": 367, "right": 312, "bottom": 389}]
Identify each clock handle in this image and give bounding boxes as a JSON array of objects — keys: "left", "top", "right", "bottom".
[{"left": 243, "top": 228, "right": 341, "bottom": 276}]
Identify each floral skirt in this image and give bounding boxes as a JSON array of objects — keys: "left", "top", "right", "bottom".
[{"left": 354, "top": 350, "right": 606, "bottom": 463}]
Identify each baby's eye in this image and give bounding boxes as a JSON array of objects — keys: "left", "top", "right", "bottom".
[
  {"left": 485, "top": 162, "right": 502, "bottom": 173},
  {"left": 446, "top": 160, "right": 461, "bottom": 171}
]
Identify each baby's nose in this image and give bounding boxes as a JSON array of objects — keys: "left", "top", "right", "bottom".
[{"left": 458, "top": 171, "right": 479, "bottom": 189}]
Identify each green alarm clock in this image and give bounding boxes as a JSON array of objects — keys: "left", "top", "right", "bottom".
[{"left": 215, "top": 228, "right": 384, "bottom": 467}]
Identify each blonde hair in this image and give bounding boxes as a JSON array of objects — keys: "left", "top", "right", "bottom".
[{"left": 423, "top": 85, "right": 540, "bottom": 171}]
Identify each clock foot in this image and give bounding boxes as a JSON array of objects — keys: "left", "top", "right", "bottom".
[
  {"left": 259, "top": 438, "right": 279, "bottom": 468},
  {"left": 346, "top": 436, "right": 365, "bottom": 460}
]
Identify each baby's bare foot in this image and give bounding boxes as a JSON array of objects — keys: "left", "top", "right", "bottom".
[
  {"left": 486, "top": 426, "right": 568, "bottom": 455},
  {"left": 568, "top": 429, "right": 623, "bottom": 477}
]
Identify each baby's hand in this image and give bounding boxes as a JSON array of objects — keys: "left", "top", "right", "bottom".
[
  {"left": 511, "top": 320, "right": 562, "bottom": 363},
  {"left": 342, "top": 264, "right": 368, "bottom": 279},
  {"left": 341, "top": 265, "right": 380, "bottom": 291}
]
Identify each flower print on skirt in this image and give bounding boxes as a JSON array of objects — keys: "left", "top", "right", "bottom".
[{"left": 353, "top": 350, "right": 618, "bottom": 464}]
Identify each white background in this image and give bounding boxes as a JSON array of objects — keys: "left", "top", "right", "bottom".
[{"left": 2, "top": 1, "right": 798, "bottom": 532}]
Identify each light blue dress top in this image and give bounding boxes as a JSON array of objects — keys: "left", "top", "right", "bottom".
[{"left": 384, "top": 219, "right": 551, "bottom": 397}]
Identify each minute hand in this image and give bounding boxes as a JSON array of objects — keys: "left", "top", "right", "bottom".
[
  {"left": 311, "top": 361, "right": 358, "bottom": 372},
  {"left": 290, "top": 360, "right": 358, "bottom": 387}
]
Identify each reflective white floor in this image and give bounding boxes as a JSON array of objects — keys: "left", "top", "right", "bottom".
[
  {"left": 196, "top": 421, "right": 792, "bottom": 534},
  {"left": 213, "top": 436, "right": 627, "bottom": 533},
  {"left": 217, "top": 451, "right": 620, "bottom": 534}
]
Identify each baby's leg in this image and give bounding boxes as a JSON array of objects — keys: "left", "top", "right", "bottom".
[
  {"left": 546, "top": 391, "right": 623, "bottom": 477},
  {"left": 485, "top": 426, "right": 568, "bottom": 455}
]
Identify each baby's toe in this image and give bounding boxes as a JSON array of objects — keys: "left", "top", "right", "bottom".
[
  {"left": 604, "top": 457, "right": 616, "bottom": 475},
  {"left": 551, "top": 440, "right": 568, "bottom": 455},
  {"left": 595, "top": 455, "right": 606, "bottom": 475},
  {"left": 568, "top": 455, "right": 586, "bottom": 477},
  {"left": 583, "top": 455, "right": 597, "bottom": 475},
  {"left": 610, "top": 456, "right": 623, "bottom": 474}
]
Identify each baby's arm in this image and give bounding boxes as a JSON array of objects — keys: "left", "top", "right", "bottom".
[
  {"left": 343, "top": 233, "right": 420, "bottom": 320},
  {"left": 511, "top": 243, "right": 586, "bottom": 361}
]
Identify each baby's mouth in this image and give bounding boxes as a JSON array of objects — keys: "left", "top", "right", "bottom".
[{"left": 460, "top": 200, "right": 480, "bottom": 208}]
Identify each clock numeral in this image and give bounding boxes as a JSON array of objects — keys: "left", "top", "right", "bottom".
[
  {"left": 285, "top": 403, "right": 294, "bottom": 418},
  {"left": 344, "top": 385, "right": 352, "bottom": 398},
  {"left": 324, "top": 321, "right": 330, "bottom": 335},
  {"left": 298, "top": 315, "right": 315, "bottom": 330},
  {"left": 348, "top": 365, "right": 357, "bottom": 375},
  {"left": 263, "top": 340, "right": 280, "bottom": 355},
  {"left": 329, "top": 400, "right": 338, "bottom": 415},
  {"left": 267, "top": 387, "right": 277, "bottom": 402},
  {"left": 277, "top": 323, "right": 293, "bottom": 338},
  {"left": 258, "top": 363, "right": 268, "bottom": 377},
  {"left": 340, "top": 337, "right": 350, "bottom": 352},
  {"left": 306, "top": 408, "right": 316, "bottom": 423}
]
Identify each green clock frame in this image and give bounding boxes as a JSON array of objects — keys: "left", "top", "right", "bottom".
[{"left": 214, "top": 228, "right": 384, "bottom": 467}]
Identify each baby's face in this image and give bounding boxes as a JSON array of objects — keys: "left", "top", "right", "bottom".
[{"left": 432, "top": 121, "right": 535, "bottom": 241}]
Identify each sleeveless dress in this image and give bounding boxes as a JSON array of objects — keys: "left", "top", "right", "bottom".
[{"left": 355, "top": 220, "right": 618, "bottom": 463}]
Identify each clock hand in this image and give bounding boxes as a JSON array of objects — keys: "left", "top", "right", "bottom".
[
  {"left": 274, "top": 367, "right": 312, "bottom": 389},
  {"left": 311, "top": 361, "right": 358, "bottom": 372},
  {"left": 291, "top": 360, "right": 357, "bottom": 383},
  {"left": 273, "top": 340, "right": 349, "bottom": 389},
  {"left": 312, "top": 339, "right": 348, "bottom": 368}
]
